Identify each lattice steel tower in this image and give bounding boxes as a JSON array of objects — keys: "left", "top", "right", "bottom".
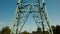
[{"left": 11, "top": 0, "right": 53, "bottom": 34}]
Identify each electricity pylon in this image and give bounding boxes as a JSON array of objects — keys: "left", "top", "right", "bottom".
[{"left": 11, "top": 0, "right": 53, "bottom": 34}]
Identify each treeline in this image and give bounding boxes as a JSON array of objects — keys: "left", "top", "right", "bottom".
[
  {"left": 0, "top": 25, "right": 60, "bottom": 34},
  {"left": 51, "top": 25, "right": 60, "bottom": 34}
]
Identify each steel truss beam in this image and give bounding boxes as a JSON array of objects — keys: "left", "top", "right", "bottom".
[{"left": 11, "top": 0, "right": 53, "bottom": 34}]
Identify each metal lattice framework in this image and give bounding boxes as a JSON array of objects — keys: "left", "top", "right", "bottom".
[{"left": 11, "top": 0, "right": 53, "bottom": 34}]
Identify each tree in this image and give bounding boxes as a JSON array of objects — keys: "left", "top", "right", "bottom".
[
  {"left": 51, "top": 26, "right": 56, "bottom": 34},
  {"left": 0, "top": 31, "right": 1, "bottom": 34},
  {"left": 37, "top": 27, "right": 41, "bottom": 32},
  {"left": 21, "top": 31, "right": 30, "bottom": 34},
  {"left": 0, "top": 26, "right": 11, "bottom": 34},
  {"left": 55, "top": 25, "right": 60, "bottom": 34}
]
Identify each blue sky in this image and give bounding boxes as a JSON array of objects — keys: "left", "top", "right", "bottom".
[{"left": 0, "top": 0, "right": 60, "bottom": 32}]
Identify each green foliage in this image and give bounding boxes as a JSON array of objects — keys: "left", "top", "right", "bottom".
[
  {"left": 51, "top": 26, "right": 56, "bottom": 34},
  {"left": 21, "top": 31, "right": 30, "bottom": 34},
  {"left": 0, "top": 26, "right": 11, "bottom": 34},
  {"left": 0, "top": 25, "right": 60, "bottom": 34},
  {"left": 51, "top": 25, "right": 60, "bottom": 34},
  {"left": 55, "top": 25, "right": 60, "bottom": 34}
]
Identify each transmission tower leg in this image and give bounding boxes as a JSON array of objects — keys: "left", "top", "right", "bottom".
[{"left": 11, "top": 0, "right": 53, "bottom": 34}]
